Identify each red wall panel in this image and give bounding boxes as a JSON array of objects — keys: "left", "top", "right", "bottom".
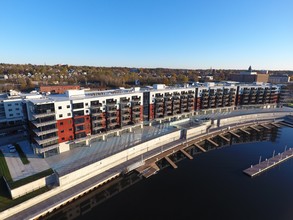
[{"left": 56, "top": 118, "right": 74, "bottom": 143}]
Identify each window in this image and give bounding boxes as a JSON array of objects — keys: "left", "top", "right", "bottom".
[
  {"left": 62, "top": 137, "right": 65, "bottom": 141},
  {"left": 67, "top": 113, "right": 71, "bottom": 116},
  {"left": 16, "top": 108, "right": 19, "bottom": 111},
  {"left": 86, "top": 110, "right": 89, "bottom": 113},
  {"left": 74, "top": 117, "right": 85, "bottom": 124},
  {"left": 61, "top": 130, "right": 64, "bottom": 133},
  {"left": 15, "top": 103, "right": 19, "bottom": 106},
  {"left": 9, "top": 114, "right": 13, "bottom": 117},
  {"left": 17, "top": 113, "right": 20, "bottom": 116},
  {"left": 67, "top": 105, "right": 70, "bottom": 108},
  {"left": 60, "top": 122, "right": 63, "bottom": 126},
  {"left": 58, "top": 106, "right": 62, "bottom": 110},
  {"left": 59, "top": 114, "right": 63, "bottom": 118},
  {"left": 72, "top": 103, "right": 84, "bottom": 109},
  {"left": 8, "top": 109, "right": 12, "bottom": 111},
  {"left": 69, "top": 135, "right": 73, "bottom": 139},
  {"left": 69, "top": 128, "right": 73, "bottom": 131},
  {"left": 8, "top": 104, "right": 12, "bottom": 106},
  {"left": 85, "top": 103, "right": 88, "bottom": 106},
  {"left": 73, "top": 110, "right": 84, "bottom": 117}
]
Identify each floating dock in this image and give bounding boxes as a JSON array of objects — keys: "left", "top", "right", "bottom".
[{"left": 243, "top": 148, "right": 293, "bottom": 177}]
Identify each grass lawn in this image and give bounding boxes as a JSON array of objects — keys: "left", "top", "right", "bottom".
[
  {"left": 0, "top": 177, "right": 50, "bottom": 212},
  {"left": 0, "top": 151, "right": 12, "bottom": 182},
  {"left": 0, "top": 151, "right": 52, "bottom": 211}
]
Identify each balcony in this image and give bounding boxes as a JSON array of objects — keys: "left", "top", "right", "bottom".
[
  {"left": 92, "top": 118, "right": 106, "bottom": 123},
  {"left": 33, "top": 128, "right": 58, "bottom": 136},
  {"left": 32, "top": 120, "right": 56, "bottom": 128},
  {"left": 122, "top": 117, "right": 131, "bottom": 122},
  {"left": 91, "top": 111, "right": 103, "bottom": 116},
  {"left": 155, "top": 94, "right": 164, "bottom": 98},
  {"left": 34, "top": 136, "right": 59, "bottom": 145},
  {"left": 165, "top": 99, "right": 172, "bottom": 104},
  {"left": 32, "top": 112, "right": 55, "bottom": 119},
  {"left": 132, "top": 112, "right": 141, "bottom": 118},
  {"left": 155, "top": 98, "right": 164, "bottom": 103},
  {"left": 132, "top": 97, "right": 141, "bottom": 102},
  {"left": 107, "top": 108, "right": 117, "bottom": 113},
  {"left": 120, "top": 98, "right": 130, "bottom": 104},
  {"left": 91, "top": 103, "right": 102, "bottom": 108},
  {"left": 93, "top": 125, "right": 105, "bottom": 130},
  {"left": 106, "top": 101, "right": 116, "bottom": 106}
]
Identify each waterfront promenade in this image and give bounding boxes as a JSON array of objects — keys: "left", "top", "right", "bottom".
[{"left": 1, "top": 107, "right": 293, "bottom": 220}]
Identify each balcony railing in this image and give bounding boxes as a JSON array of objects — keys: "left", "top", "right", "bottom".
[
  {"left": 32, "top": 120, "right": 56, "bottom": 128},
  {"left": 32, "top": 112, "right": 55, "bottom": 119},
  {"left": 33, "top": 128, "right": 58, "bottom": 136},
  {"left": 34, "top": 136, "right": 59, "bottom": 145}
]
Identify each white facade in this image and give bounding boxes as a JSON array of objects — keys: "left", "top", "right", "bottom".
[
  {"left": 54, "top": 100, "right": 72, "bottom": 120},
  {"left": 3, "top": 99, "right": 23, "bottom": 119}
]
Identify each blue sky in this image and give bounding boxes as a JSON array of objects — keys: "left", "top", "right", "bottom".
[{"left": 0, "top": 0, "right": 292, "bottom": 70}]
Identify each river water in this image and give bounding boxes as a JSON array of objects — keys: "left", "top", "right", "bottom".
[{"left": 75, "top": 126, "right": 293, "bottom": 220}]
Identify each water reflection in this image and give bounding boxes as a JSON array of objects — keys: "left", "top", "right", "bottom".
[{"left": 45, "top": 126, "right": 292, "bottom": 220}]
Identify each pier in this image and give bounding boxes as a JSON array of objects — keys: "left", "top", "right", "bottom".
[
  {"left": 239, "top": 128, "right": 250, "bottom": 135},
  {"left": 206, "top": 138, "right": 219, "bottom": 147},
  {"left": 260, "top": 124, "right": 271, "bottom": 129},
  {"left": 279, "top": 121, "right": 293, "bottom": 128},
  {"left": 194, "top": 143, "right": 206, "bottom": 152},
  {"left": 249, "top": 126, "right": 261, "bottom": 132},
  {"left": 180, "top": 149, "right": 193, "bottom": 159},
  {"left": 229, "top": 131, "right": 240, "bottom": 138},
  {"left": 218, "top": 134, "right": 230, "bottom": 142},
  {"left": 271, "top": 123, "right": 281, "bottom": 128},
  {"left": 243, "top": 148, "right": 293, "bottom": 177},
  {"left": 165, "top": 156, "right": 178, "bottom": 169}
]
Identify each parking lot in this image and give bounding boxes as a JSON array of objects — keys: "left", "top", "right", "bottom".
[{"left": 0, "top": 141, "right": 50, "bottom": 182}]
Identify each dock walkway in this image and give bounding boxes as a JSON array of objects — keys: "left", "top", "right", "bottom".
[{"left": 243, "top": 148, "right": 293, "bottom": 177}]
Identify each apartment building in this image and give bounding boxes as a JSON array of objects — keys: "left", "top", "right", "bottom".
[{"left": 1, "top": 83, "right": 284, "bottom": 157}]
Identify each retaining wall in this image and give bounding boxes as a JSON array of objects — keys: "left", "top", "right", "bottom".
[{"left": 58, "top": 130, "right": 181, "bottom": 186}]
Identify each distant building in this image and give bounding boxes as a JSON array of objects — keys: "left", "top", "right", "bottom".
[
  {"left": 39, "top": 85, "right": 80, "bottom": 94},
  {"left": 229, "top": 66, "right": 269, "bottom": 83},
  {"left": 268, "top": 74, "right": 291, "bottom": 84}
]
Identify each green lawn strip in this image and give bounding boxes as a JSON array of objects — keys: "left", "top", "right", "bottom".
[
  {"left": 13, "top": 143, "right": 30, "bottom": 164},
  {"left": 0, "top": 177, "right": 49, "bottom": 212},
  {"left": 8, "top": 169, "right": 54, "bottom": 189},
  {"left": 0, "top": 151, "right": 12, "bottom": 182}
]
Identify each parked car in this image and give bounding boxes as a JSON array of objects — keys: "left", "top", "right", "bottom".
[{"left": 8, "top": 145, "right": 16, "bottom": 153}]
